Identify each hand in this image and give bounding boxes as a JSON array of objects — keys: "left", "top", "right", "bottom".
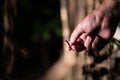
[{"left": 66, "top": 0, "right": 120, "bottom": 52}]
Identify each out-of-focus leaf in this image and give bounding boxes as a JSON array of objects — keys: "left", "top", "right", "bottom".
[
  {"left": 111, "top": 38, "right": 120, "bottom": 49},
  {"left": 43, "top": 30, "right": 51, "bottom": 41}
]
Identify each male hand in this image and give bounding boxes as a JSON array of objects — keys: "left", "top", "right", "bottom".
[{"left": 66, "top": 0, "right": 120, "bottom": 52}]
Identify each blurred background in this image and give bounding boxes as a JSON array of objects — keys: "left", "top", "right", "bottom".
[
  {"left": 0, "top": 0, "right": 120, "bottom": 80},
  {"left": 1, "top": 0, "right": 62, "bottom": 80}
]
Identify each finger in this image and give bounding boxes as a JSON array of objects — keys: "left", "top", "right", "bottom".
[
  {"left": 84, "top": 36, "right": 92, "bottom": 50},
  {"left": 79, "top": 33, "right": 88, "bottom": 42},
  {"left": 77, "top": 38, "right": 83, "bottom": 42},
  {"left": 70, "top": 23, "right": 84, "bottom": 44},
  {"left": 71, "top": 45, "right": 76, "bottom": 51},
  {"left": 92, "top": 36, "right": 100, "bottom": 50}
]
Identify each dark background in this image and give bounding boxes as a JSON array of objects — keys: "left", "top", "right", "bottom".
[{"left": 5, "top": 0, "right": 62, "bottom": 79}]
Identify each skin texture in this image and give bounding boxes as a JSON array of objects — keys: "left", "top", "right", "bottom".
[{"left": 66, "top": 0, "right": 120, "bottom": 52}]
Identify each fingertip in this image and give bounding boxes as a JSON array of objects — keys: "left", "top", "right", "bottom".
[
  {"left": 69, "top": 37, "right": 76, "bottom": 45},
  {"left": 71, "top": 45, "right": 77, "bottom": 52}
]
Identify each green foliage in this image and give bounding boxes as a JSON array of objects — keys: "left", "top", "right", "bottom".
[
  {"left": 31, "top": 16, "right": 62, "bottom": 42},
  {"left": 111, "top": 38, "right": 120, "bottom": 49}
]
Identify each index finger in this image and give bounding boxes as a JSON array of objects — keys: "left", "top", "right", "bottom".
[{"left": 70, "top": 23, "right": 84, "bottom": 44}]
